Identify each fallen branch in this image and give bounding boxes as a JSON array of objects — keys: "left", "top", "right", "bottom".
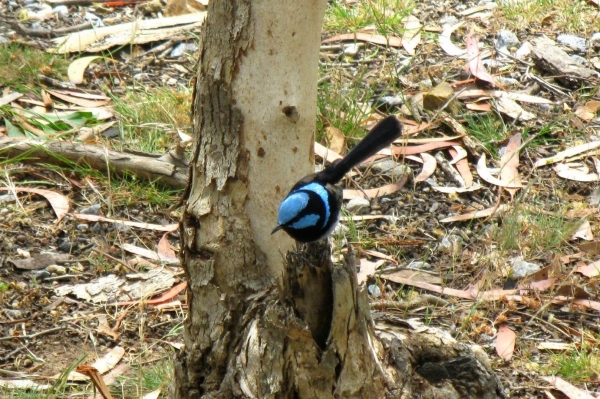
[{"left": 0, "top": 137, "right": 188, "bottom": 189}]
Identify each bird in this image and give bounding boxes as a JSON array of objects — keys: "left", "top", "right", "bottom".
[{"left": 272, "top": 116, "right": 403, "bottom": 242}]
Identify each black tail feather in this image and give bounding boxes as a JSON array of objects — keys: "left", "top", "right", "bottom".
[{"left": 316, "top": 116, "right": 402, "bottom": 185}]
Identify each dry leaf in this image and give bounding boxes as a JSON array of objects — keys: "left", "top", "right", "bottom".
[
  {"left": 576, "top": 260, "right": 600, "bottom": 277},
  {"left": 466, "top": 101, "right": 492, "bottom": 111},
  {"left": 61, "top": 347, "right": 125, "bottom": 381},
  {"left": 390, "top": 140, "right": 460, "bottom": 156},
  {"left": 325, "top": 126, "right": 346, "bottom": 155},
  {"left": 439, "top": 22, "right": 466, "bottom": 56},
  {"left": 495, "top": 325, "right": 516, "bottom": 361},
  {"left": 68, "top": 56, "right": 103, "bottom": 84},
  {"left": 0, "top": 186, "right": 69, "bottom": 222},
  {"left": 477, "top": 154, "right": 523, "bottom": 188},
  {"left": 142, "top": 389, "right": 162, "bottom": 399},
  {"left": 157, "top": 232, "right": 178, "bottom": 261},
  {"left": 500, "top": 133, "right": 522, "bottom": 199},
  {"left": 0, "top": 380, "right": 51, "bottom": 390},
  {"left": 46, "top": 89, "right": 111, "bottom": 107},
  {"left": 495, "top": 96, "right": 536, "bottom": 121},
  {"left": 534, "top": 141, "right": 600, "bottom": 168},
  {"left": 574, "top": 100, "right": 600, "bottom": 121},
  {"left": 115, "top": 281, "right": 187, "bottom": 306},
  {"left": 572, "top": 220, "right": 594, "bottom": 241},
  {"left": 440, "top": 204, "right": 510, "bottom": 222},
  {"left": 344, "top": 179, "right": 407, "bottom": 200},
  {"left": 73, "top": 213, "right": 178, "bottom": 231},
  {"left": 357, "top": 258, "right": 384, "bottom": 284},
  {"left": 314, "top": 141, "right": 343, "bottom": 164},
  {"left": 414, "top": 153, "right": 437, "bottom": 183},
  {"left": 77, "top": 365, "right": 114, "bottom": 399},
  {"left": 402, "top": 15, "right": 422, "bottom": 55},
  {"left": 541, "top": 376, "right": 596, "bottom": 399},
  {"left": 554, "top": 163, "right": 600, "bottom": 182},
  {"left": 465, "top": 31, "right": 496, "bottom": 85},
  {"left": 0, "top": 92, "right": 23, "bottom": 106},
  {"left": 122, "top": 243, "right": 179, "bottom": 264}
]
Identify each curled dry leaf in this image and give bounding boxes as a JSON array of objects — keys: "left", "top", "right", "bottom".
[
  {"left": 0, "top": 186, "right": 69, "bottom": 222},
  {"left": 465, "top": 31, "right": 496, "bottom": 86},
  {"left": 67, "top": 55, "right": 103, "bottom": 84},
  {"left": 495, "top": 96, "right": 536, "bottom": 121},
  {"left": 495, "top": 325, "right": 516, "bottom": 361},
  {"left": 414, "top": 153, "right": 437, "bottom": 182},
  {"left": 46, "top": 89, "right": 111, "bottom": 107},
  {"left": 439, "top": 22, "right": 467, "bottom": 56},
  {"left": 449, "top": 147, "right": 473, "bottom": 188},
  {"left": 553, "top": 163, "right": 600, "bottom": 182},
  {"left": 477, "top": 154, "right": 523, "bottom": 188},
  {"left": 357, "top": 258, "right": 385, "bottom": 285}
]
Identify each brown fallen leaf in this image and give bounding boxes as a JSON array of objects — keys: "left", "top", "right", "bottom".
[
  {"left": 553, "top": 163, "right": 600, "bottom": 182},
  {"left": 58, "top": 346, "right": 125, "bottom": 382},
  {"left": 72, "top": 213, "right": 178, "bottom": 231},
  {"left": 541, "top": 376, "right": 596, "bottom": 399},
  {"left": 357, "top": 258, "right": 384, "bottom": 284},
  {"left": 440, "top": 204, "right": 510, "bottom": 223},
  {"left": 0, "top": 186, "right": 69, "bottom": 222},
  {"left": 414, "top": 153, "right": 437, "bottom": 183},
  {"left": 46, "top": 89, "right": 111, "bottom": 107},
  {"left": 114, "top": 281, "right": 188, "bottom": 306},
  {"left": 465, "top": 31, "right": 497, "bottom": 86},
  {"left": 495, "top": 325, "right": 516, "bottom": 361},
  {"left": 477, "top": 154, "right": 523, "bottom": 188},
  {"left": 343, "top": 176, "right": 408, "bottom": 200},
  {"left": 448, "top": 147, "right": 473, "bottom": 188},
  {"left": 314, "top": 141, "right": 343, "bottom": 164},
  {"left": 576, "top": 260, "right": 600, "bottom": 277},
  {"left": 322, "top": 32, "right": 402, "bottom": 47},
  {"left": 0, "top": 92, "right": 23, "bottom": 106},
  {"left": 158, "top": 232, "right": 178, "bottom": 261},
  {"left": 77, "top": 365, "right": 114, "bottom": 399},
  {"left": 500, "top": 133, "right": 522, "bottom": 199},
  {"left": 324, "top": 126, "right": 346, "bottom": 155},
  {"left": 390, "top": 140, "right": 460, "bottom": 156}
]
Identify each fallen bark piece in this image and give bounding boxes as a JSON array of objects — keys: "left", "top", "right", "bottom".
[
  {"left": 49, "top": 13, "right": 206, "bottom": 53},
  {"left": 0, "top": 137, "right": 188, "bottom": 189},
  {"left": 530, "top": 36, "right": 599, "bottom": 87}
]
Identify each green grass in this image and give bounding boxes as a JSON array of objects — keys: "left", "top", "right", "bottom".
[
  {"left": 111, "top": 87, "right": 192, "bottom": 154},
  {"left": 462, "top": 113, "right": 507, "bottom": 157},
  {"left": 498, "top": 0, "right": 598, "bottom": 33},
  {"left": 545, "top": 347, "right": 600, "bottom": 383},
  {"left": 0, "top": 43, "right": 68, "bottom": 91},
  {"left": 324, "top": 0, "right": 414, "bottom": 36}
]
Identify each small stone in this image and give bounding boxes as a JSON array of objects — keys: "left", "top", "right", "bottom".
[
  {"left": 53, "top": 5, "right": 68, "bottom": 15},
  {"left": 510, "top": 256, "right": 541, "bottom": 278},
  {"left": 423, "top": 82, "right": 460, "bottom": 114},
  {"left": 440, "top": 235, "right": 462, "bottom": 254},
  {"left": 557, "top": 34, "right": 586, "bottom": 52},
  {"left": 76, "top": 224, "right": 89, "bottom": 232},
  {"left": 332, "top": 223, "right": 349, "bottom": 236},
  {"left": 345, "top": 197, "right": 370, "bottom": 214},
  {"left": 515, "top": 42, "right": 532, "bottom": 60},
  {"left": 406, "top": 260, "right": 431, "bottom": 269},
  {"left": 79, "top": 204, "right": 101, "bottom": 215},
  {"left": 170, "top": 43, "right": 187, "bottom": 58},
  {"left": 33, "top": 270, "right": 52, "bottom": 281},
  {"left": 570, "top": 55, "right": 587, "bottom": 66},
  {"left": 371, "top": 159, "right": 410, "bottom": 180},
  {"left": 4, "top": 309, "right": 23, "bottom": 318},
  {"left": 46, "top": 265, "right": 67, "bottom": 275},
  {"left": 343, "top": 43, "right": 361, "bottom": 56},
  {"left": 495, "top": 30, "right": 519, "bottom": 51},
  {"left": 368, "top": 284, "right": 381, "bottom": 298}
]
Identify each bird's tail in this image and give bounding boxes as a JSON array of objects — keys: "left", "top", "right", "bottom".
[{"left": 317, "top": 116, "right": 402, "bottom": 185}]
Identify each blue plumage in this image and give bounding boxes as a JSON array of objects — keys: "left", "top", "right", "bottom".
[{"left": 273, "top": 116, "right": 402, "bottom": 242}]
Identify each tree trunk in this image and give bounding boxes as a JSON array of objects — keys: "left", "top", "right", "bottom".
[{"left": 172, "top": 0, "right": 506, "bottom": 397}]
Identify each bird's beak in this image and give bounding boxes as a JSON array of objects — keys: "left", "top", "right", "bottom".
[{"left": 271, "top": 225, "right": 283, "bottom": 235}]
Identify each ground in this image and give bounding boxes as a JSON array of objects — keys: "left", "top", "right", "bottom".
[{"left": 2, "top": 0, "right": 600, "bottom": 398}]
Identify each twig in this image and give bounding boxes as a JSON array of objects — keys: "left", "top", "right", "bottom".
[
  {"left": 14, "top": 21, "right": 94, "bottom": 38},
  {"left": 92, "top": 248, "right": 138, "bottom": 273},
  {"left": 0, "top": 326, "right": 66, "bottom": 341},
  {"left": 0, "top": 346, "right": 27, "bottom": 362}
]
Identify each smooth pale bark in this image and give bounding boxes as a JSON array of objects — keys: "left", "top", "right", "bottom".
[{"left": 172, "top": 0, "right": 506, "bottom": 397}]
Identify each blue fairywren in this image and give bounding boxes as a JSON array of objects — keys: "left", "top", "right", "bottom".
[{"left": 272, "top": 116, "right": 402, "bottom": 242}]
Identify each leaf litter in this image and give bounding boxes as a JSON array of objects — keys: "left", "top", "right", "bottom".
[{"left": 3, "top": 0, "right": 600, "bottom": 397}]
